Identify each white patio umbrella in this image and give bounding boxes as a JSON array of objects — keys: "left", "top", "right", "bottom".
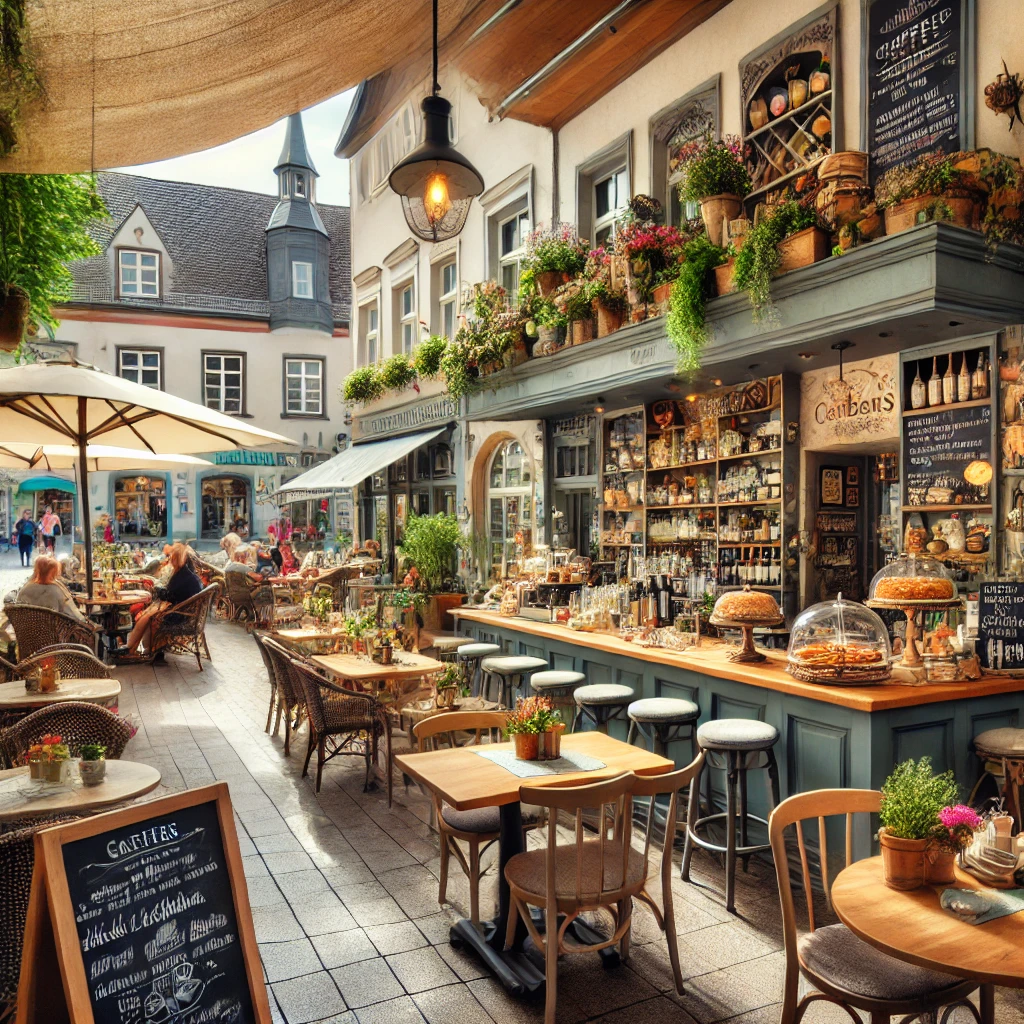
[
  {"left": 0, "top": 443, "right": 214, "bottom": 472},
  {"left": 0, "top": 360, "right": 296, "bottom": 593}
]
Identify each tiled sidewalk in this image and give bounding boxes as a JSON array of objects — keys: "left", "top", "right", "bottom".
[{"left": 112, "top": 622, "right": 1024, "bottom": 1024}]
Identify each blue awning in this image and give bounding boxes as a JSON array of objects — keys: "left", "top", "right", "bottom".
[{"left": 17, "top": 475, "right": 76, "bottom": 494}]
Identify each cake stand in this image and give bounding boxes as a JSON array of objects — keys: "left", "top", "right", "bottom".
[
  {"left": 708, "top": 611, "right": 784, "bottom": 663},
  {"left": 864, "top": 597, "right": 963, "bottom": 669}
]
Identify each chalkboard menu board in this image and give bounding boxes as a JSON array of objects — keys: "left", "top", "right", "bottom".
[
  {"left": 866, "top": 0, "right": 969, "bottom": 183},
  {"left": 978, "top": 582, "right": 1024, "bottom": 670},
  {"left": 62, "top": 799, "right": 255, "bottom": 1024},
  {"left": 905, "top": 404, "right": 991, "bottom": 491}
]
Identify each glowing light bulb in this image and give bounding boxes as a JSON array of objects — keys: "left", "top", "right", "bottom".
[{"left": 423, "top": 171, "right": 451, "bottom": 226}]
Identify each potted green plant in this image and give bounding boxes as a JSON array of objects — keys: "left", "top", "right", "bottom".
[
  {"left": 878, "top": 757, "right": 959, "bottom": 891},
  {"left": 532, "top": 299, "right": 566, "bottom": 354},
  {"left": 875, "top": 152, "right": 984, "bottom": 235},
  {"left": 27, "top": 734, "right": 71, "bottom": 784},
  {"left": 434, "top": 662, "right": 463, "bottom": 709},
  {"left": 522, "top": 224, "right": 589, "bottom": 297},
  {"left": 675, "top": 134, "right": 752, "bottom": 246},
  {"left": 342, "top": 364, "right": 384, "bottom": 404},
  {"left": 582, "top": 247, "right": 629, "bottom": 337},
  {"left": 413, "top": 333, "right": 448, "bottom": 379},
  {"left": 504, "top": 695, "right": 560, "bottom": 760},
  {"left": 439, "top": 329, "right": 477, "bottom": 399},
  {"left": 377, "top": 352, "right": 417, "bottom": 393},
  {"left": 614, "top": 221, "right": 687, "bottom": 309},
  {"left": 78, "top": 743, "right": 108, "bottom": 786},
  {"left": 666, "top": 235, "right": 727, "bottom": 375},
  {"left": 397, "top": 513, "right": 465, "bottom": 630}
]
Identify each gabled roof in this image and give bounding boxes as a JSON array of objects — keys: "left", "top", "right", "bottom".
[
  {"left": 275, "top": 113, "right": 319, "bottom": 176},
  {"left": 67, "top": 171, "right": 350, "bottom": 323}
]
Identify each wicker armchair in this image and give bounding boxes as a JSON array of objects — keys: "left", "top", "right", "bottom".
[
  {"left": 0, "top": 814, "right": 80, "bottom": 1016},
  {"left": 222, "top": 571, "right": 271, "bottom": 629},
  {"left": 261, "top": 637, "right": 307, "bottom": 756},
  {"left": 289, "top": 656, "right": 388, "bottom": 795},
  {"left": 190, "top": 555, "right": 226, "bottom": 589},
  {"left": 5, "top": 603, "right": 98, "bottom": 661},
  {"left": 148, "top": 584, "right": 219, "bottom": 671},
  {"left": 252, "top": 631, "right": 281, "bottom": 733},
  {"left": 253, "top": 582, "right": 304, "bottom": 631},
  {"left": 0, "top": 702, "right": 133, "bottom": 769},
  {"left": 16, "top": 646, "right": 110, "bottom": 681}
]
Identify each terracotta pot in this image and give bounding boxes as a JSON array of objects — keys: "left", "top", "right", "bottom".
[
  {"left": 538, "top": 723, "right": 566, "bottom": 760},
  {"left": 571, "top": 318, "right": 595, "bottom": 346},
  {"left": 513, "top": 732, "right": 539, "bottom": 760},
  {"left": 777, "top": 226, "right": 830, "bottom": 275},
  {"left": 536, "top": 270, "right": 569, "bottom": 298},
  {"left": 884, "top": 194, "right": 979, "bottom": 235},
  {"left": 699, "top": 194, "right": 744, "bottom": 247},
  {"left": 714, "top": 257, "right": 737, "bottom": 295},
  {"left": 878, "top": 829, "right": 927, "bottom": 891},
  {"left": 652, "top": 282, "right": 673, "bottom": 308},
  {"left": 0, "top": 283, "right": 30, "bottom": 352},
  {"left": 924, "top": 846, "right": 957, "bottom": 885},
  {"left": 594, "top": 299, "right": 624, "bottom": 338}
]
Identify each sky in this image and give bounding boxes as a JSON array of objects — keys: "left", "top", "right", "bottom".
[{"left": 119, "top": 90, "right": 356, "bottom": 207}]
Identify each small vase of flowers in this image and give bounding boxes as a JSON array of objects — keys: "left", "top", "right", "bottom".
[
  {"left": 434, "top": 663, "right": 463, "bottom": 709},
  {"left": 505, "top": 696, "right": 562, "bottom": 761},
  {"left": 79, "top": 743, "right": 108, "bottom": 786},
  {"left": 27, "top": 734, "right": 71, "bottom": 784},
  {"left": 927, "top": 804, "right": 983, "bottom": 884}
]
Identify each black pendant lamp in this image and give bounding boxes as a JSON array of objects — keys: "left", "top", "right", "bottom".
[{"left": 389, "top": 0, "right": 484, "bottom": 242}]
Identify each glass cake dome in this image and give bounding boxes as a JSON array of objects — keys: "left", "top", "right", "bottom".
[
  {"left": 867, "top": 553, "right": 955, "bottom": 604},
  {"left": 787, "top": 594, "right": 892, "bottom": 683}
]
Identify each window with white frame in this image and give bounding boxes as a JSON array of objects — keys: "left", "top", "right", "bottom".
[
  {"left": 592, "top": 166, "right": 629, "bottom": 247},
  {"left": 361, "top": 301, "right": 379, "bottom": 365},
  {"left": 292, "top": 261, "right": 313, "bottom": 299},
  {"left": 118, "top": 349, "right": 161, "bottom": 389},
  {"left": 438, "top": 261, "right": 457, "bottom": 340},
  {"left": 397, "top": 281, "right": 416, "bottom": 354},
  {"left": 118, "top": 250, "right": 159, "bottom": 297},
  {"left": 284, "top": 358, "right": 324, "bottom": 416},
  {"left": 498, "top": 208, "right": 529, "bottom": 305},
  {"left": 203, "top": 353, "right": 245, "bottom": 414}
]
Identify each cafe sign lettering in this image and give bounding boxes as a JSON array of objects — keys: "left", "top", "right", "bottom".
[{"left": 801, "top": 354, "right": 899, "bottom": 447}]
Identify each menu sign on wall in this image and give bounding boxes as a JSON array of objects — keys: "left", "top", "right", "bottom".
[
  {"left": 904, "top": 404, "right": 990, "bottom": 491},
  {"left": 866, "top": 0, "right": 969, "bottom": 183},
  {"left": 978, "top": 582, "right": 1024, "bottom": 670}
]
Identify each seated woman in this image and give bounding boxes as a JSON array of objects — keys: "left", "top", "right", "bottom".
[
  {"left": 278, "top": 541, "right": 298, "bottom": 575},
  {"left": 7, "top": 555, "right": 89, "bottom": 621},
  {"left": 119, "top": 543, "right": 203, "bottom": 655},
  {"left": 252, "top": 541, "right": 276, "bottom": 576},
  {"left": 225, "top": 545, "right": 265, "bottom": 584}
]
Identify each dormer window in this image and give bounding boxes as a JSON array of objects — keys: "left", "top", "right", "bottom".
[
  {"left": 295, "top": 173, "right": 305, "bottom": 197},
  {"left": 118, "top": 250, "right": 159, "bottom": 298}
]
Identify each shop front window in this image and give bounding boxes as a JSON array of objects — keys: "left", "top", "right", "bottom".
[
  {"left": 201, "top": 476, "right": 250, "bottom": 540},
  {"left": 487, "top": 440, "right": 533, "bottom": 575},
  {"left": 114, "top": 475, "right": 167, "bottom": 538}
]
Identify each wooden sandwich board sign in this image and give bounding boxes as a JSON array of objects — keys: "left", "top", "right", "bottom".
[{"left": 16, "top": 782, "right": 271, "bottom": 1024}]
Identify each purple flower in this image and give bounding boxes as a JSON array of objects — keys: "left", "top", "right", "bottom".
[{"left": 938, "top": 804, "right": 982, "bottom": 830}]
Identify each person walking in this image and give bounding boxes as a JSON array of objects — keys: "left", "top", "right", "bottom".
[
  {"left": 39, "top": 505, "right": 61, "bottom": 554},
  {"left": 14, "top": 509, "right": 35, "bottom": 567}
]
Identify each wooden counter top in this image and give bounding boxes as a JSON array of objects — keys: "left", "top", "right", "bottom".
[{"left": 453, "top": 608, "right": 1024, "bottom": 713}]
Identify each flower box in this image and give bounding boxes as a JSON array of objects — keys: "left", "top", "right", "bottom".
[
  {"left": 776, "top": 226, "right": 830, "bottom": 275},
  {"left": 884, "top": 195, "right": 979, "bottom": 235}
]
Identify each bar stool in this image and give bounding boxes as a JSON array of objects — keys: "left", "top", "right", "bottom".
[
  {"left": 572, "top": 683, "right": 634, "bottom": 733},
  {"left": 626, "top": 697, "right": 700, "bottom": 759},
  {"left": 681, "top": 718, "right": 780, "bottom": 913},
  {"left": 972, "top": 727, "right": 1024, "bottom": 831},
  {"left": 479, "top": 655, "right": 549, "bottom": 707},
  {"left": 430, "top": 635, "right": 473, "bottom": 665},
  {"left": 456, "top": 642, "right": 500, "bottom": 697},
  {"left": 530, "top": 669, "right": 585, "bottom": 724}
]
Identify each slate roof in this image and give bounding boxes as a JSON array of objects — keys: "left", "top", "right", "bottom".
[
  {"left": 68, "top": 171, "right": 351, "bottom": 323},
  {"left": 276, "top": 113, "right": 318, "bottom": 176}
]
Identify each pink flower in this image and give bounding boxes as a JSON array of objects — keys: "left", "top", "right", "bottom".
[{"left": 938, "top": 804, "right": 982, "bottom": 830}]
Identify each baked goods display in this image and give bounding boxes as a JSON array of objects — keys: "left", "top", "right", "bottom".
[
  {"left": 790, "top": 642, "right": 884, "bottom": 666},
  {"left": 787, "top": 596, "right": 892, "bottom": 684},
  {"left": 710, "top": 586, "right": 782, "bottom": 625},
  {"left": 872, "top": 576, "right": 955, "bottom": 602}
]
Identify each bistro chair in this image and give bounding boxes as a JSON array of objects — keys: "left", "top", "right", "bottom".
[
  {"left": 261, "top": 637, "right": 308, "bottom": 756},
  {"left": 768, "top": 788, "right": 987, "bottom": 1024},
  {"left": 222, "top": 571, "right": 268, "bottom": 627},
  {"left": 252, "top": 631, "right": 281, "bottom": 733},
  {"left": 142, "top": 583, "right": 219, "bottom": 671},
  {"left": 5, "top": 604, "right": 99, "bottom": 661},
  {"left": 503, "top": 771, "right": 646, "bottom": 1024},
  {"left": 413, "top": 710, "right": 541, "bottom": 926},
  {"left": 0, "top": 702, "right": 133, "bottom": 769},
  {"left": 15, "top": 646, "right": 110, "bottom": 682},
  {"left": 288, "top": 656, "right": 388, "bottom": 795}
]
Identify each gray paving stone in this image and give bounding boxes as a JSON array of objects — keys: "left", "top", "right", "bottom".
[
  {"left": 364, "top": 921, "right": 428, "bottom": 956},
  {"left": 385, "top": 947, "right": 459, "bottom": 994},
  {"left": 260, "top": 938, "right": 322, "bottom": 983},
  {"left": 251, "top": 904, "right": 306, "bottom": 943},
  {"left": 412, "top": 984, "right": 494, "bottom": 1024},
  {"left": 311, "top": 929, "right": 379, "bottom": 970},
  {"left": 271, "top": 971, "right": 347, "bottom": 1024},
  {"left": 329, "top": 959, "right": 404, "bottom": 1009},
  {"left": 353, "top": 995, "right": 426, "bottom": 1024}
]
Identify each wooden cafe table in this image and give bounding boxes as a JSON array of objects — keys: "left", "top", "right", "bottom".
[
  {"left": 311, "top": 651, "right": 444, "bottom": 709},
  {"left": 396, "top": 732, "right": 674, "bottom": 995},
  {"left": 832, "top": 857, "right": 1023, "bottom": 1021}
]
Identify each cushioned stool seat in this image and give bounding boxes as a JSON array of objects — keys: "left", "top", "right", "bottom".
[
  {"left": 628, "top": 697, "right": 699, "bottom": 722},
  {"left": 973, "top": 726, "right": 1024, "bottom": 832},
  {"left": 974, "top": 727, "right": 1024, "bottom": 756},
  {"left": 431, "top": 635, "right": 474, "bottom": 664},
  {"left": 530, "top": 670, "right": 586, "bottom": 691},
  {"left": 696, "top": 718, "right": 778, "bottom": 751},
  {"left": 480, "top": 655, "right": 549, "bottom": 707},
  {"left": 798, "top": 924, "right": 966, "bottom": 1001},
  {"left": 573, "top": 683, "right": 633, "bottom": 733},
  {"left": 627, "top": 697, "right": 700, "bottom": 758}
]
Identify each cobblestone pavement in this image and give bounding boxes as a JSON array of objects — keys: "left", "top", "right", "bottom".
[{"left": 75, "top": 621, "right": 1024, "bottom": 1023}]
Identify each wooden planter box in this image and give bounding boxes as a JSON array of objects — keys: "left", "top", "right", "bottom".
[
  {"left": 777, "top": 226, "right": 830, "bottom": 275},
  {"left": 422, "top": 593, "right": 465, "bottom": 632},
  {"left": 884, "top": 194, "right": 979, "bottom": 235},
  {"left": 714, "top": 257, "right": 737, "bottom": 295}
]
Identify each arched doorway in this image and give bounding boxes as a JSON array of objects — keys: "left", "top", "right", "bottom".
[
  {"left": 200, "top": 474, "right": 251, "bottom": 539},
  {"left": 486, "top": 439, "right": 533, "bottom": 576}
]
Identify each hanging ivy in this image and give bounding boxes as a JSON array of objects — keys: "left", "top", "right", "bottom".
[
  {"left": 666, "top": 235, "right": 726, "bottom": 376},
  {"left": 0, "top": 0, "right": 40, "bottom": 157}
]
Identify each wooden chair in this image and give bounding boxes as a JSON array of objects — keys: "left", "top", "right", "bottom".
[
  {"left": 0, "top": 702, "right": 133, "bottom": 769},
  {"left": 5, "top": 604, "right": 98, "bottom": 661},
  {"left": 768, "top": 789, "right": 987, "bottom": 1024},
  {"left": 261, "top": 637, "right": 307, "bottom": 756},
  {"left": 414, "top": 710, "right": 535, "bottom": 925},
  {"left": 504, "top": 771, "right": 647, "bottom": 1024},
  {"left": 288, "top": 656, "right": 388, "bottom": 794},
  {"left": 147, "top": 584, "right": 219, "bottom": 671}
]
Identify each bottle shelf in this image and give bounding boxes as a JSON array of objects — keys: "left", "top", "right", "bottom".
[
  {"left": 717, "top": 402, "right": 780, "bottom": 420},
  {"left": 717, "top": 542, "right": 781, "bottom": 547},
  {"left": 901, "top": 396, "right": 990, "bottom": 417},
  {"left": 717, "top": 448, "right": 782, "bottom": 462},
  {"left": 900, "top": 504, "right": 992, "bottom": 513},
  {"left": 716, "top": 499, "right": 783, "bottom": 508}
]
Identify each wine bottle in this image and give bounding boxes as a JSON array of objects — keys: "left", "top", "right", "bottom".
[
  {"left": 910, "top": 360, "right": 927, "bottom": 409},
  {"left": 942, "top": 353, "right": 954, "bottom": 405},
  {"left": 927, "top": 355, "right": 942, "bottom": 406},
  {"left": 971, "top": 351, "right": 989, "bottom": 400},
  {"left": 957, "top": 352, "right": 971, "bottom": 402}
]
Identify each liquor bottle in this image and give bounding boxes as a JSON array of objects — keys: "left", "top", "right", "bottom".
[
  {"left": 942, "top": 353, "right": 954, "bottom": 405},
  {"left": 927, "top": 355, "right": 942, "bottom": 406},
  {"left": 971, "top": 351, "right": 989, "bottom": 400},
  {"left": 910, "top": 361, "right": 927, "bottom": 409},
  {"left": 957, "top": 352, "right": 971, "bottom": 403}
]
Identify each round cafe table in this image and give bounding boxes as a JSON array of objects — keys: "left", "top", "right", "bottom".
[
  {"left": 0, "top": 759, "right": 161, "bottom": 821},
  {"left": 0, "top": 677, "right": 121, "bottom": 710},
  {"left": 74, "top": 590, "right": 151, "bottom": 659},
  {"left": 831, "top": 856, "right": 1023, "bottom": 1021}
]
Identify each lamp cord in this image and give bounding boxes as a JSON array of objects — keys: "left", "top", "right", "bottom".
[{"left": 432, "top": 0, "right": 439, "bottom": 95}]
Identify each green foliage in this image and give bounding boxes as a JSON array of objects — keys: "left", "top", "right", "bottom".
[
  {"left": 879, "top": 757, "right": 959, "bottom": 840},
  {"left": 666, "top": 235, "right": 726, "bottom": 376},
  {"left": 413, "top": 334, "right": 447, "bottom": 379},
  {"left": 342, "top": 364, "right": 384, "bottom": 404},
  {"left": 534, "top": 298, "right": 566, "bottom": 328},
  {"left": 397, "top": 513, "right": 462, "bottom": 592},
  {"left": 377, "top": 353, "right": 416, "bottom": 392},
  {"left": 0, "top": 1, "right": 40, "bottom": 157},
  {"left": 676, "top": 134, "right": 751, "bottom": 204},
  {"left": 439, "top": 332, "right": 476, "bottom": 400},
  {"left": 472, "top": 280, "right": 507, "bottom": 320},
  {"left": 0, "top": 174, "right": 107, "bottom": 333},
  {"left": 874, "top": 153, "right": 973, "bottom": 209},
  {"left": 522, "top": 223, "right": 588, "bottom": 276},
  {"left": 79, "top": 743, "right": 106, "bottom": 761},
  {"left": 733, "top": 201, "right": 818, "bottom": 322}
]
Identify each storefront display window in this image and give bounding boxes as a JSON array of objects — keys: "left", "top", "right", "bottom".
[
  {"left": 201, "top": 475, "right": 250, "bottom": 539},
  {"left": 487, "top": 440, "right": 533, "bottom": 573},
  {"left": 114, "top": 475, "right": 166, "bottom": 538}
]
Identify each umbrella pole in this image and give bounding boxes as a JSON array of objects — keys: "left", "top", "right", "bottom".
[{"left": 78, "top": 397, "right": 94, "bottom": 598}]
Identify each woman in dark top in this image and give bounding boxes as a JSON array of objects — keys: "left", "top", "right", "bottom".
[{"left": 120, "top": 543, "right": 203, "bottom": 654}]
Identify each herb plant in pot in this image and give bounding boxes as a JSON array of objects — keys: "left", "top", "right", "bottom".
[
  {"left": 878, "top": 757, "right": 958, "bottom": 890},
  {"left": 675, "top": 133, "right": 752, "bottom": 246},
  {"left": 79, "top": 743, "right": 108, "bottom": 786},
  {"left": 522, "top": 224, "right": 588, "bottom": 297},
  {"left": 533, "top": 299, "right": 566, "bottom": 354},
  {"left": 397, "top": 513, "right": 465, "bottom": 630}
]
